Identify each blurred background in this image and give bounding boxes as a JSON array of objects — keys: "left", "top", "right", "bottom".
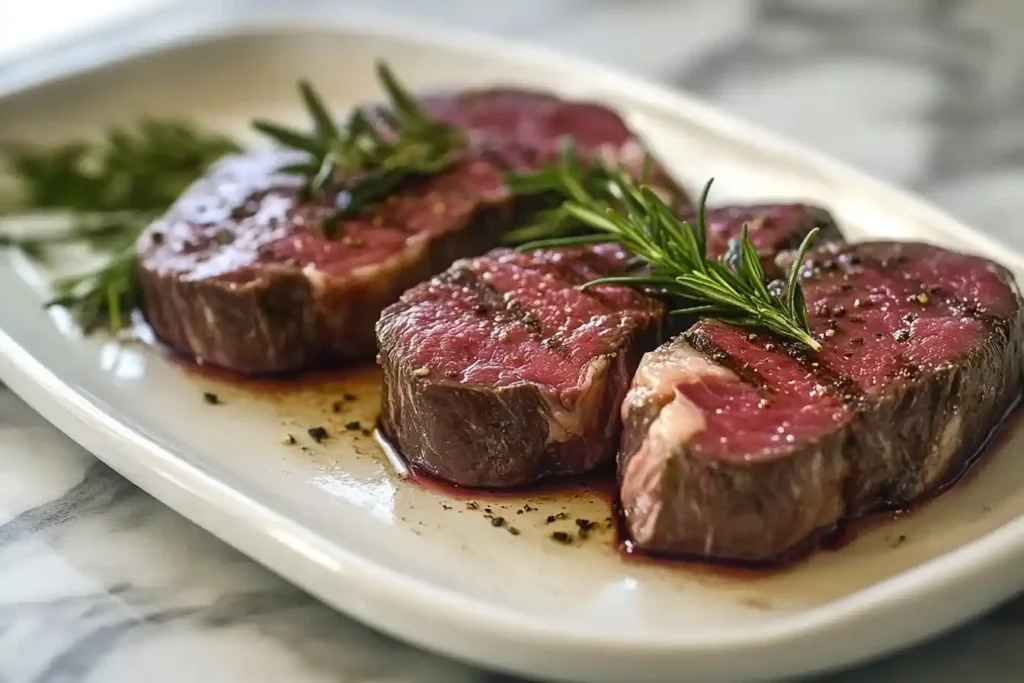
[{"left": 1, "top": 0, "right": 1022, "bottom": 254}]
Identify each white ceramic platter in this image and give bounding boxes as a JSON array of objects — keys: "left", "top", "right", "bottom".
[{"left": 1, "top": 11, "right": 1024, "bottom": 683}]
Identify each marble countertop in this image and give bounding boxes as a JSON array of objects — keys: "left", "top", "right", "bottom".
[{"left": 2, "top": 0, "right": 1024, "bottom": 681}]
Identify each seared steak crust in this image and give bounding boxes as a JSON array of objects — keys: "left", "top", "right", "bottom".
[{"left": 619, "top": 241, "right": 1024, "bottom": 563}]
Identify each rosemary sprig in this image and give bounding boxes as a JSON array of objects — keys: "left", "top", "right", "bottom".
[
  {"left": 45, "top": 239, "right": 141, "bottom": 333},
  {"left": 4, "top": 118, "right": 241, "bottom": 213},
  {"left": 502, "top": 142, "right": 661, "bottom": 246},
  {"left": 516, "top": 169, "right": 823, "bottom": 350},
  {"left": 2, "top": 119, "right": 240, "bottom": 333},
  {"left": 252, "top": 61, "right": 467, "bottom": 235},
  {"left": 3, "top": 211, "right": 154, "bottom": 334},
  {"left": 503, "top": 143, "right": 625, "bottom": 245}
]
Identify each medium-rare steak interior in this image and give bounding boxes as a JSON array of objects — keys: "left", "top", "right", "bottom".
[
  {"left": 138, "top": 85, "right": 684, "bottom": 374},
  {"left": 619, "top": 241, "right": 1024, "bottom": 563},
  {"left": 377, "top": 244, "right": 663, "bottom": 487},
  {"left": 376, "top": 202, "right": 838, "bottom": 487}
]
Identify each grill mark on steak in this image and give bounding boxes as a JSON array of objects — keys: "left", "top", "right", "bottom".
[
  {"left": 688, "top": 326, "right": 868, "bottom": 408},
  {"left": 777, "top": 242, "right": 1017, "bottom": 409},
  {"left": 464, "top": 245, "right": 635, "bottom": 343},
  {"left": 791, "top": 352, "right": 866, "bottom": 406},
  {"left": 685, "top": 333, "right": 774, "bottom": 394},
  {"left": 445, "top": 266, "right": 504, "bottom": 314}
]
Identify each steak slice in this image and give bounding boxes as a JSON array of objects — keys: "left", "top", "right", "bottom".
[
  {"left": 377, "top": 244, "right": 663, "bottom": 487},
  {"left": 376, "top": 204, "right": 838, "bottom": 487},
  {"left": 137, "top": 87, "right": 686, "bottom": 374},
  {"left": 619, "top": 241, "right": 1024, "bottom": 563}
]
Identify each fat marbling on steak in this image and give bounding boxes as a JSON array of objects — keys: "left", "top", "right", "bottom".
[
  {"left": 376, "top": 203, "right": 841, "bottom": 487},
  {"left": 619, "top": 241, "right": 1024, "bottom": 563},
  {"left": 137, "top": 87, "right": 686, "bottom": 374}
]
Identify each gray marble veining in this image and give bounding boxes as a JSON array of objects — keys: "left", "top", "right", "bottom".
[{"left": 1, "top": 0, "right": 1023, "bottom": 681}]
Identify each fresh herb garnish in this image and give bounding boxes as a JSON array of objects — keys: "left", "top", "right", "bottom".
[
  {"left": 501, "top": 141, "right": 663, "bottom": 245},
  {"left": 252, "top": 61, "right": 467, "bottom": 236},
  {"left": 515, "top": 164, "right": 822, "bottom": 350},
  {"left": 1, "top": 119, "right": 241, "bottom": 333},
  {"left": 502, "top": 142, "right": 647, "bottom": 245},
  {"left": 44, "top": 239, "right": 142, "bottom": 333},
  {"left": 4, "top": 118, "right": 241, "bottom": 213}
]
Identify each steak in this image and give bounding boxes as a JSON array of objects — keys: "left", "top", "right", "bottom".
[
  {"left": 619, "top": 241, "right": 1024, "bottom": 563},
  {"left": 376, "top": 204, "right": 838, "bottom": 487},
  {"left": 377, "top": 244, "right": 663, "bottom": 487},
  {"left": 422, "top": 89, "right": 662, "bottom": 167},
  {"left": 137, "top": 87, "right": 686, "bottom": 374}
]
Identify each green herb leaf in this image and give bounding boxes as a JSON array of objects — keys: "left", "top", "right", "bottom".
[
  {"left": 782, "top": 227, "right": 820, "bottom": 322},
  {"left": 251, "top": 120, "right": 323, "bottom": 155},
  {"left": 375, "top": 61, "right": 428, "bottom": 124},
  {"left": 3, "top": 118, "right": 240, "bottom": 213},
  {"left": 45, "top": 245, "right": 140, "bottom": 334},
  {"left": 298, "top": 79, "right": 341, "bottom": 142},
  {"left": 579, "top": 275, "right": 681, "bottom": 290},
  {"left": 502, "top": 143, "right": 649, "bottom": 246}
]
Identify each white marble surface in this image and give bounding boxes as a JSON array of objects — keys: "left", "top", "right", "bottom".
[{"left": 2, "top": 0, "right": 1024, "bottom": 681}]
